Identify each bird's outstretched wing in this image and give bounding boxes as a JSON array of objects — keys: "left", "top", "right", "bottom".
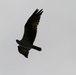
[{"left": 20, "top": 9, "right": 43, "bottom": 46}]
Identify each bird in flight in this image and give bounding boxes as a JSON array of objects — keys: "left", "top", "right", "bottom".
[{"left": 16, "top": 9, "right": 43, "bottom": 58}]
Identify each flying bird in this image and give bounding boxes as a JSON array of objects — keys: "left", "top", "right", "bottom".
[{"left": 16, "top": 9, "right": 43, "bottom": 58}]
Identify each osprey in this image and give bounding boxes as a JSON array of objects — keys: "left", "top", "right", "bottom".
[{"left": 16, "top": 9, "right": 43, "bottom": 58}]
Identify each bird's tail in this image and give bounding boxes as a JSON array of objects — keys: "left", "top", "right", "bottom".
[
  {"left": 32, "top": 45, "right": 42, "bottom": 51},
  {"left": 18, "top": 46, "right": 29, "bottom": 58}
]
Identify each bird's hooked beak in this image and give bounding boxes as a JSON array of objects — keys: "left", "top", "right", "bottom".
[{"left": 16, "top": 39, "right": 20, "bottom": 44}]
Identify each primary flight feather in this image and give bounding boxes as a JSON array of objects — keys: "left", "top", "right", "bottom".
[{"left": 16, "top": 9, "right": 43, "bottom": 58}]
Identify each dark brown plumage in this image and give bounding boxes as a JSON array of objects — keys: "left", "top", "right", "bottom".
[{"left": 16, "top": 9, "right": 43, "bottom": 58}]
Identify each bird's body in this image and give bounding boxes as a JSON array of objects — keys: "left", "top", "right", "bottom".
[{"left": 16, "top": 9, "right": 43, "bottom": 58}]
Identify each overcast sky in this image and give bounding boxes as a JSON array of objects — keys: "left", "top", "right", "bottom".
[{"left": 0, "top": 0, "right": 76, "bottom": 75}]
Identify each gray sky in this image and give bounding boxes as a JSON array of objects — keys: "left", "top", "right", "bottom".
[{"left": 0, "top": 0, "right": 76, "bottom": 75}]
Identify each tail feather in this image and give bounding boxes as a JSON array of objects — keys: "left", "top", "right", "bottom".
[{"left": 18, "top": 46, "right": 29, "bottom": 58}]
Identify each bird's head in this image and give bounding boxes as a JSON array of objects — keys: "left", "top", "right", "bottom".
[{"left": 16, "top": 39, "right": 20, "bottom": 44}]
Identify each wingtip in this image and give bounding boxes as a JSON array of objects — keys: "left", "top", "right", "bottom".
[
  {"left": 37, "top": 9, "right": 43, "bottom": 15},
  {"left": 36, "top": 8, "right": 43, "bottom": 12},
  {"left": 36, "top": 8, "right": 39, "bottom": 11},
  {"left": 35, "top": 8, "right": 39, "bottom": 12},
  {"left": 40, "top": 9, "right": 43, "bottom": 11},
  {"left": 33, "top": 8, "right": 43, "bottom": 15}
]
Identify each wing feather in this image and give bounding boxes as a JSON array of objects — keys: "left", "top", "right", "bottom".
[{"left": 21, "top": 9, "right": 43, "bottom": 45}]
